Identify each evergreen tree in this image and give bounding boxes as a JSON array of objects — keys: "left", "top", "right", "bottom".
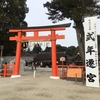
[
  {"left": 44, "top": 46, "right": 51, "bottom": 52},
  {"left": 32, "top": 43, "right": 42, "bottom": 54},
  {"left": 0, "top": 0, "right": 28, "bottom": 56},
  {"left": 67, "top": 46, "right": 77, "bottom": 56},
  {"left": 44, "top": 0, "right": 100, "bottom": 65}
]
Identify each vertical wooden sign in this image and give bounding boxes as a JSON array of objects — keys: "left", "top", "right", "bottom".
[{"left": 84, "top": 16, "right": 99, "bottom": 87}]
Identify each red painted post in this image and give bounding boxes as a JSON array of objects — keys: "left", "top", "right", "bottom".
[
  {"left": 51, "top": 30, "right": 58, "bottom": 77},
  {"left": 4, "top": 64, "right": 7, "bottom": 77},
  {"left": 13, "top": 31, "right": 22, "bottom": 75},
  {"left": 34, "top": 31, "right": 38, "bottom": 37}
]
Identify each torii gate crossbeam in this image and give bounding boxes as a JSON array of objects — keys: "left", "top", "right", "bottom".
[{"left": 9, "top": 23, "right": 71, "bottom": 79}]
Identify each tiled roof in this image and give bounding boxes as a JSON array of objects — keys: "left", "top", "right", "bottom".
[
  {"left": 2, "top": 56, "right": 34, "bottom": 63},
  {"left": 34, "top": 52, "right": 67, "bottom": 61}
]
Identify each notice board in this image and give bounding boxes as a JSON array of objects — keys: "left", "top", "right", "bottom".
[{"left": 67, "top": 68, "right": 82, "bottom": 78}]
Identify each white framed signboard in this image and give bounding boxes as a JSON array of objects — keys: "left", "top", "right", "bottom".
[{"left": 84, "top": 16, "right": 99, "bottom": 87}]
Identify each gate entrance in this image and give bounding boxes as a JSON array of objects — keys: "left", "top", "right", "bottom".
[{"left": 9, "top": 23, "right": 71, "bottom": 79}]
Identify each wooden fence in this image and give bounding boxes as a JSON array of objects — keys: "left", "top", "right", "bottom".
[
  {"left": 0, "top": 64, "right": 14, "bottom": 77},
  {"left": 57, "top": 65, "right": 100, "bottom": 80}
]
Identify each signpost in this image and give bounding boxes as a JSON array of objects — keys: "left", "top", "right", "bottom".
[{"left": 60, "top": 57, "right": 65, "bottom": 78}]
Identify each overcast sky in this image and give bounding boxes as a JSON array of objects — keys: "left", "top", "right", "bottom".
[{"left": 25, "top": 0, "right": 100, "bottom": 48}]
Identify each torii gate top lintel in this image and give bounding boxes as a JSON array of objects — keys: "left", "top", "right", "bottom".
[{"left": 9, "top": 23, "right": 71, "bottom": 32}]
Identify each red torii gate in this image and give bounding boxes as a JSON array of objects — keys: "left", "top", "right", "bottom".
[{"left": 9, "top": 23, "right": 71, "bottom": 79}]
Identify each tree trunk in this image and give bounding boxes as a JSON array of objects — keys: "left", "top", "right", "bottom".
[{"left": 73, "top": 21, "right": 85, "bottom": 65}]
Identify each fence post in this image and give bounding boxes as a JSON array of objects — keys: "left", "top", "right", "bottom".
[{"left": 4, "top": 64, "right": 7, "bottom": 77}]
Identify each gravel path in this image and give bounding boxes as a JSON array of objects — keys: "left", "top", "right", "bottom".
[{"left": 0, "top": 68, "right": 100, "bottom": 100}]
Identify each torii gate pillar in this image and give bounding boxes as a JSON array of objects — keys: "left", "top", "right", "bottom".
[
  {"left": 9, "top": 23, "right": 71, "bottom": 79},
  {"left": 50, "top": 30, "right": 58, "bottom": 79},
  {"left": 14, "top": 32, "right": 22, "bottom": 76}
]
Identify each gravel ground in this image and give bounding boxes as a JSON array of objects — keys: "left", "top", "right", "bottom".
[{"left": 0, "top": 67, "right": 100, "bottom": 100}]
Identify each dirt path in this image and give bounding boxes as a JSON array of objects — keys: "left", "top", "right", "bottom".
[{"left": 0, "top": 68, "right": 100, "bottom": 100}]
